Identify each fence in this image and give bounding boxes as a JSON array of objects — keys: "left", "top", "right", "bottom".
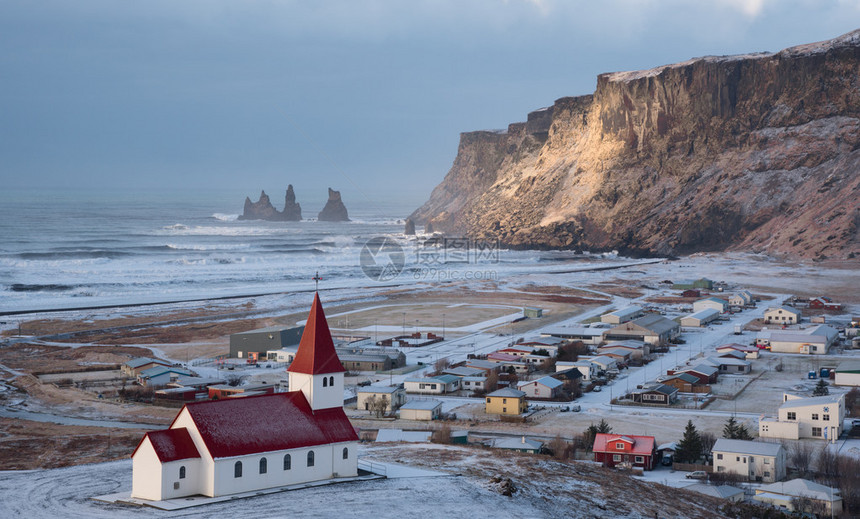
[{"left": 357, "top": 458, "right": 387, "bottom": 476}]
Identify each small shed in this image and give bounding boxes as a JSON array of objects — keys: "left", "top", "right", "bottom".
[{"left": 523, "top": 307, "right": 543, "bottom": 319}]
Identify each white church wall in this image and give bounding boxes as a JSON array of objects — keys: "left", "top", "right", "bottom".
[
  {"left": 331, "top": 441, "right": 359, "bottom": 478},
  {"left": 131, "top": 438, "right": 165, "bottom": 501},
  {"left": 211, "top": 445, "right": 338, "bottom": 497},
  {"left": 289, "top": 371, "right": 344, "bottom": 411}
]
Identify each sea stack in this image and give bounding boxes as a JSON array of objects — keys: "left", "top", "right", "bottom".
[
  {"left": 404, "top": 218, "right": 416, "bottom": 235},
  {"left": 317, "top": 188, "right": 350, "bottom": 222},
  {"left": 425, "top": 221, "right": 434, "bottom": 234},
  {"left": 239, "top": 190, "right": 281, "bottom": 221},
  {"left": 281, "top": 184, "right": 302, "bottom": 221}
]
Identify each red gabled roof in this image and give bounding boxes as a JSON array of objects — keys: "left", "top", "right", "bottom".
[
  {"left": 179, "top": 391, "right": 357, "bottom": 459},
  {"left": 132, "top": 427, "right": 200, "bottom": 462},
  {"left": 592, "top": 433, "right": 655, "bottom": 456},
  {"left": 287, "top": 293, "right": 345, "bottom": 375}
]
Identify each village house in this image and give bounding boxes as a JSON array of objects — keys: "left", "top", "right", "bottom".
[
  {"left": 759, "top": 393, "right": 845, "bottom": 441},
  {"left": 600, "top": 306, "right": 644, "bottom": 324},
  {"left": 701, "top": 356, "right": 752, "bottom": 374},
  {"left": 229, "top": 325, "right": 304, "bottom": 360},
  {"left": 660, "top": 373, "right": 709, "bottom": 393},
  {"left": 712, "top": 439, "right": 786, "bottom": 483},
  {"left": 763, "top": 306, "right": 802, "bottom": 325},
  {"left": 756, "top": 325, "right": 839, "bottom": 355},
  {"left": 716, "top": 343, "right": 760, "bottom": 360},
  {"left": 685, "top": 484, "right": 745, "bottom": 502},
  {"left": 834, "top": 360, "right": 860, "bottom": 386},
  {"left": 442, "top": 366, "right": 484, "bottom": 378},
  {"left": 403, "top": 375, "right": 460, "bottom": 395},
  {"left": 495, "top": 345, "right": 534, "bottom": 358},
  {"left": 670, "top": 364, "right": 718, "bottom": 385},
  {"left": 680, "top": 308, "right": 720, "bottom": 327},
  {"left": 729, "top": 290, "right": 754, "bottom": 307},
  {"left": 808, "top": 296, "right": 842, "bottom": 311},
  {"left": 556, "top": 360, "right": 597, "bottom": 381},
  {"left": 486, "top": 352, "right": 532, "bottom": 374},
  {"left": 356, "top": 385, "right": 406, "bottom": 414},
  {"left": 604, "top": 315, "right": 680, "bottom": 346},
  {"left": 459, "top": 376, "right": 487, "bottom": 393},
  {"left": 753, "top": 479, "right": 842, "bottom": 516},
  {"left": 122, "top": 357, "right": 172, "bottom": 378},
  {"left": 488, "top": 436, "right": 543, "bottom": 454},
  {"left": 598, "top": 340, "right": 649, "bottom": 359},
  {"left": 630, "top": 384, "right": 678, "bottom": 406},
  {"left": 672, "top": 278, "right": 714, "bottom": 290},
  {"left": 398, "top": 399, "right": 442, "bottom": 421},
  {"left": 265, "top": 346, "right": 299, "bottom": 363},
  {"left": 463, "top": 358, "right": 500, "bottom": 374},
  {"left": 693, "top": 297, "right": 728, "bottom": 314},
  {"left": 579, "top": 355, "right": 618, "bottom": 373},
  {"left": 595, "top": 347, "right": 633, "bottom": 364},
  {"left": 516, "top": 336, "right": 565, "bottom": 356},
  {"left": 137, "top": 366, "right": 195, "bottom": 388},
  {"left": 540, "top": 326, "right": 605, "bottom": 345},
  {"left": 592, "top": 433, "right": 657, "bottom": 470},
  {"left": 518, "top": 376, "right": 563, "bottom": 399},
  {"left": 207, "top": 383, "right": 276, "bottom": 400},
  {"left": 131, "top": 294, "right": 358, "bottom": 502},
  {"left": 485, "top": 387, "right": 527, "bottom": 416}
]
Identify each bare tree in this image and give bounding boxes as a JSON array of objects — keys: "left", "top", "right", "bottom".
[
  {"left": 700, "top": 431, "right": 717, "bottom": 454},
  {"left": 787, "top": 442, "right": 814, "bottom": 478},
  {"left": 368, "top": 394, "right": 389, "bottom": 418},
  {"left": 547, "top": 435, "right": 571, "bottom": 460},
  {"left": 484, "top": 371, "right": 499, "bottom": 393},
  {"left": 790, "top": 494, "right": 827, "bottom": 517},
  {"left": 434, "top": 357, "right": 450, "bottom": 373},
  {"left": 431, "top": 423, "right": 452, "bottom": 444}
]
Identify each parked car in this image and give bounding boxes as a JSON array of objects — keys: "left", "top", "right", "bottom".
[
  {"left": 851, "top": 419, "right": 860, "bottom": 427},
  {"left": 661, "top": 455, "right": 673, "bottom": 466},
  {"left": 570, "top": 405, "right": 581, "bottom": 412},
  {"left": 592, "top": 385, "right": 602, "bottom": 392},
  {"left": 686, "top": 471, "right": 708, "bottom": 480}
]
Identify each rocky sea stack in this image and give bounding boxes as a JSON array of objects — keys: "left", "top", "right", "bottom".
[
  {"left": 239, "top": 185, "right": 302, "bottom": 221},
  {"left": 318, "top": 188, "right": 350, "bottom": 222},
  {"left": 411, "top": 29, "right": 860, "bottom": 260}
]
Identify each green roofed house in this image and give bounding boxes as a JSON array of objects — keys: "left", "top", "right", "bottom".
[
  {"left": 672, "top": 278, "right": 714, "bottom": 290},
  {"left": 834, "top": 360, "right": 860, "bottom": 387}
]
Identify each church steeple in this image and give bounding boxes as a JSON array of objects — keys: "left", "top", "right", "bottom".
[{"left": 287, "top": 293, "right": 345, "bottom": 411}]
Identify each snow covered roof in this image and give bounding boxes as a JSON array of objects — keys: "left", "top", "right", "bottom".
[
  {"left": 757, "top": 478, "right": 840, "bottom": 501},
  {"left": 177, "top": 391, "right": 357, "bottom": 459},
  {"left": 712, "top": 439, "right": 783, "bottom": 457},
  {"left": 400, "top": 400, "right": 442, "bottom": 411},
  {"left": 662, "top": 372, "right": 700, "bottom": 385},
  {"left": 487, "top": 388, "right": 526, "bottom": 398},
  {"left": 125, "top": 357, "right": 170, "bottom": 369},
  {"left": 593, "top": 433, "right": 654, "bottom": 455},
  {"left": 779, "top": 394, "right": 842, "bottom": 410},
  {"left": 685, "top": 483, "right": 744, "bottom": 500},
  {"left": 716, "top": 343, "right": 757, "bottom": 352},
  {"left": 685, "top": 308, "right": 720, "bottom": 320},
  {"left": 139, "top": 365, "right": 192, "bottom": 378},
  {"left": 287, "top": 293, "right": 345, "bottom": 375},
  {"left": 682, "top": 364, "right": 718, "bottom": 376},
  {"left": 519, "top": 376, "right": 562, "bottom": 389},
  {"left": 133, "top": 427, "right": 200, "bottom": 463},
  {"left": 491, "top": 437, "right": 542, "bottom": 451},
  {"left": 357, "top": 385, "right": 402, "bottom": 394}
]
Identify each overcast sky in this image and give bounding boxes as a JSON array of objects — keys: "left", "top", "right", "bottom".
[{"left": 1, "top": 1, "right": 858, "bottom": 208}]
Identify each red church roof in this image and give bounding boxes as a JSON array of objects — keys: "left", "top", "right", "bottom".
[
  {"left": 175, "top": 391, "right": 357, "bottom": 459},
  {"left": 287, "top": 293, "right": 346, "bottom": 375},
  {"left": 132, "top": 427, "right": 200, "bottom": 462},
  {"left": 592, "top": 433, "right": 655, "bottom": 456}
]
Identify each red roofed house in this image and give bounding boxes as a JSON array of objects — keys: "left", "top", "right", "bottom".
[
  {"left": 131, "top": 293, "right": 359, "bottom": 501},
  {"left": 592, "top": 433, "right": 657, "bottom": 470}
]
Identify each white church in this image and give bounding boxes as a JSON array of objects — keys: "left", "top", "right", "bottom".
[{"left": 131, "top": 294, "right": 359, "bottom": 501}]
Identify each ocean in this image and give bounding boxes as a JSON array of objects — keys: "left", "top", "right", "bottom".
[{"left": 0, "top": 188, "right": 615, "bottom": 315}]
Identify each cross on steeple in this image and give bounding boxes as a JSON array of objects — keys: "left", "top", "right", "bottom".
[{"left": 312, "top": 271, "right": 322, "bottom": 292}]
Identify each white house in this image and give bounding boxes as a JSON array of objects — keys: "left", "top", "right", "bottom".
[
  {"left": 266, "top": 346, "right": 299, "bottom": 363},
  {"left": 356, "top": 385, "right": 406, "bottom": 414},
  {"left": 579, "top": 355, "right": 618, "bottom": 372},
  {"left": 403, "top": 375, "right": 460, "bottom": 395},
  {"left": 600, "top": 306, "right": 644, "bottom": 324},
  {"left": 754, "top": 479, "right": 842, "bottom": 516},
  {"left": 693, "top": 297, "right": 728, "bottom": 314},
  {"left": 556, "top": 360, "right": 597, "bottom": 381},
  {"left": 759, "top": 393, "right": 845, "bottom": 441},
  {"left": 756, "top": 325, "right": 838, "bottom": 355},
  {"left": 540, "top": 326, "right": 605, "bottom": 345},
  {"left": 518, "top": 376, "right": 563, "bottom": 399},
  {"left": 131, "top": 293, "right": 358, "bottom": 502},
  {"left": 701, "top": 356, "right": 752, "bottom": 374},
  {"left": 712, "top": 439, "right": 786, "bottom": 483},
  {"left": 459, "top": 376, "right": 487, "bottom": 392},
  {"left": 763, "top": 306, "right": 801, "bottom": 325},
  {"left": 729, "top": 290, "right": 753, "bottom": 307}
]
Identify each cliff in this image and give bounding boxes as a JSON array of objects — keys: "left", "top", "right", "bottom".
[
  {"left": 239, "top": 185, "right": 302, "bottom": 221},
  {"left": 318, "top": 188, "right": 350, "bottom": 222},
  {"left": 412, "top": 30, "right": 860, "bottom": 260}
]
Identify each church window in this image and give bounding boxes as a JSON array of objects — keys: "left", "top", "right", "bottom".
[
  {"left": 234, "top": 461, "right": 242, "bottom": 478},
  {"left": 329, "top": 376, "right": 334, "bottom": 386},
  {"left": 179, "top": 466, "right": 186, "bottom": 479},
  {"left": 307, "top": 450, "right": 315, "bottom": 467},
  {"left": 343, "top": 447, "right": 349, "bottom": 460},
  {"left": 260, "top": 457, "right": 267, "bottom": 474},
  {"left": 284, "top": 454, "right": 291, "bottom": 470},
  {"left": 323, "top": 377, "right": 328, "bottom": 387}
]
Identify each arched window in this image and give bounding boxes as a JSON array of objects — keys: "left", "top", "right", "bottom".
[
  {"left": 179, "top": 466, "right": 186, "bottom": 479},
  {"left": 259, "top": 457, "right": 267, "bottom": 474},
  {"left": 283, "top": 454, "right": 291, "bottom": 470},
  {"left": 329, "top": 376, "right": 334, "bottom": 387},
  {"left": 323, "top": 377, "right": 328, "bottom": 387},
  {"left": 234, "top": 461, "right": 242, "bottom": 478},
  {"left": 307, "top": 450, "right": 315, "bottom": 467},
  {"left": 342, "top": 447, "right": 349, "bottom": 460}
]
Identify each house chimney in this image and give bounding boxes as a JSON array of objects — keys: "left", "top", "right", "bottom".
[{"left": 521, "top": 436, "right": 526, "bottom": 444}]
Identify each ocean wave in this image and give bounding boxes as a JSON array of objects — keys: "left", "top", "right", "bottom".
[
  {"left": 165, "top": 243, "right": 251, "bottom": 251},
  {"left": 9, "top": 283, "right": 76, "bottom": 292},
  {"left": 15, "top": 250, "right": 132, "bottom": 260},
  {"left": 167, "top": 256, "right": 248, "bottom": 266},
  {"left": 156, "top": 225, "right": 292, "bottom": 237},
  {"left": 211, "top": 213, "right": 239, "bottom": 222}
]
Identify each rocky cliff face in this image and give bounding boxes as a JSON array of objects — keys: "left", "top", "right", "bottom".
[
  {"left": 318, "top": 188, "right": 350, "bottom": 222},
  {"left": 239, "top": 185, "right": 302, "bottom": 221},
  {"left": 412, "top": 30, "right": 860, "bottom": 260}
]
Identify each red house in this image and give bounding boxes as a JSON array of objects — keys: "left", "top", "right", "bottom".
[
  {"left": 809, "top": 297, "right": 842, "bottom": 310},
  {"left": 592, "top": 433, "right": 657, "bottom": 470}
]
